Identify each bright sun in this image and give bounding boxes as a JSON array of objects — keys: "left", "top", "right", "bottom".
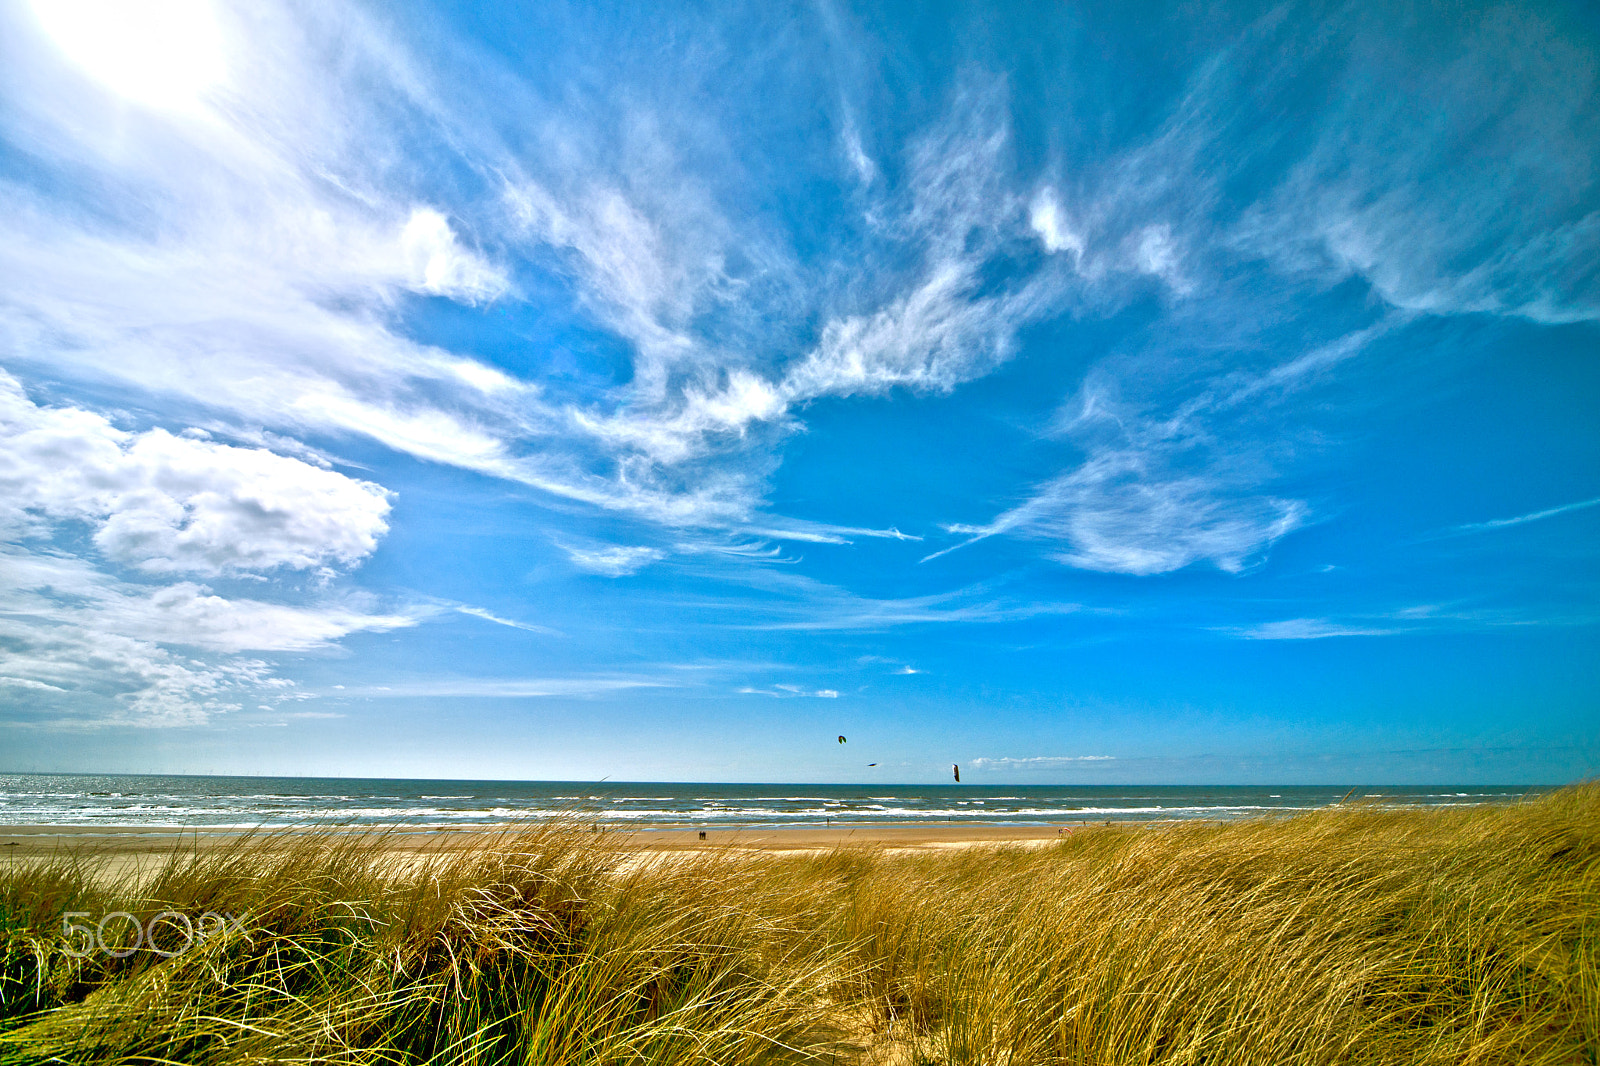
[{"left": 30, "top": 0, "right": 226, "bottom": 113}]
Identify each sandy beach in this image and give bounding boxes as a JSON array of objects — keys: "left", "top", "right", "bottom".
[
  {"left": 0, "top": 821, "right": 1077, "bottom": 856},
  {"left": 0, "top": 822, "right": 1082, "bottom": 883}
]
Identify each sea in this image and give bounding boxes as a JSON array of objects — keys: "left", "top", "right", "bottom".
[{"left": 0, "top": 775, "right": 1545, "bottom": 832}]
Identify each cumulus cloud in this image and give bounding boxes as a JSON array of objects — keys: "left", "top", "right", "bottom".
[
  {"left": 0, "top": 372, "right": 411, "bottom": 724},
  {"left": 0, "top": 372, "right": 392, "bottom": 575}
]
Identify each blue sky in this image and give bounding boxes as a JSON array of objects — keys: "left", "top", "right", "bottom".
[{"left": 0, "top": 0, "right": 1595, "bottom": 783}]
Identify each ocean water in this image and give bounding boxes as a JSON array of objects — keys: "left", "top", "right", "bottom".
[{"left": 0, "top": 775, "right": 1543, "bottom": 832}]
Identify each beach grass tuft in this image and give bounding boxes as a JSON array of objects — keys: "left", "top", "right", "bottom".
[{"left": 1, "top": 784, "right": 1595, "bottom": 1064}]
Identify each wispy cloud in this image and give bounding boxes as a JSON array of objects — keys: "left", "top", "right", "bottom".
[
  {"left": 929, "top": 452, "right": 1305, "bottom": 575},
  {"left": 1231, "top": 7, "right": 1600, "bottom": 324},
  {"left": 738, "top": 684, "right": 840, "bottom": 699},
  {"left": 559, "top": 543, "right": 667, "bottom": 577},
  {"left": 1221, "top": 601, "right": 1600, "bottom": 642},
  {"left": 716, "top": 577, "right": 1086, "bottom": 632},
  {"left": 453, "top": 606, "right": 561, "bottom": 635},
  {"left": 2, "top": 0, "right": 1593, "bottom": 756},
  {"left": 1445, "top": 496, "right": 1600, "bottom": 537},
  {"left": 926, "top": 374, "right": 1312, "bottom": 574},
  {"left": 0, "top": 676, "right": 68, "bottom": 692},
  {"left": 5, "top": 0, "right": 1589, "bottom": 563},
  {"left": 748, "top": 521, "right": 928, "bottom": 544},
  {"left": 0, "top": 545, "right": 416, "bottom": 722},
  {"left": 968, "top": 755, "right": 1115, "bottom": 768},
  {"left": 1223, "top": 618, "right": 1403, "bottom": 641},
  {"left": 342, "top": 677, "right": 669, "bottom": 698}
]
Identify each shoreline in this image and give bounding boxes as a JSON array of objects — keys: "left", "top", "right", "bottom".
[{"left": 0, "top": 821, "right": 1091, "bottom": 858}]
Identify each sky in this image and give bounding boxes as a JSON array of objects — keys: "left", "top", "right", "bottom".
[{"left": 0, "top": 0, "right": 1596, "bottom": 784}]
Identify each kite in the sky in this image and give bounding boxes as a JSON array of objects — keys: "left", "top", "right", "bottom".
[
  {"left": 867, "top": 763, "right": 877, "bottom": 767},
  {"left": 837, "top": 736, "right": 846, "bottom": 744},
  {"left": 953, "top": 764, "right": 960, "bottom": 783}
]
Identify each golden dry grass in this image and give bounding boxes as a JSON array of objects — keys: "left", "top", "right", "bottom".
[{"left": 1, "top": 785, "right": 1595, "bottom": 1064}]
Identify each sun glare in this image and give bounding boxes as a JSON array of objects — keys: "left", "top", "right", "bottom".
[{"left": 30, "top": 0, "right": 226, "bottom": 113}]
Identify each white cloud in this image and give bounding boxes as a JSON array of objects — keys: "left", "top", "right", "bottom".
[
  {"left": 1132, "top": 224, "right": 1191, "bottom": 295},
  {"left": 0, "top": 546, "right": 416, "bottom": 725},
  {"left": 1446, "top": 496, "right": 1600, "bottom": 537},
  {"left": 28, "top": 0, "right": 227, "bottom": 115},
  {"left": 1018, "top": 455, "right": 1304, "bottom": 576},
  {"left": 1233, "top": 7, "right": 1600, "bottom": 323},
  {"left": 0, "top": 24, "right": 1056, "bottom": 542},
  {"left": 0, "top": 1, "right": 532, "bottom": 495},
  {"left": 708, "top": 568, "right": 1086, "bottom": 631},
  {"left": 453, "top": 606, "right": 561, "bottom": 634},
  {"left": 782, "top": 262, "right": 1016, "bottom": 400},
  {"left": 495, "top": 81, "right": 1061, "bottom": 530},
  {"left": 0, "top": 373, "right": 412, "bottom": 725},
  {"left": 0, "top": 623, "right": 254, "bottom": 727},
  {"left": 739, "top": 684, "right": 839, "bottom": 698},
  {"left": 0, "top": 547, "right": 414, "bottom": 653},
  {"left": 4, "top": 0, "right": 1585, "bottom": 643},
  {"left": 342, "top": 677, "right": 668, "bottom": 698},
  {"left": 930, "top": 384, "right": 1307, "bottom": 576},
  {"left": 0, "top": 676, "right": 67, "bottom": 692},
  {"left": 502, "top": 168, "right": 745, "bottom": 386},
  {"left": 0, "top": 372, "right": 392, "bottom": 576},
  {"left": 399, "top": 207, "right": 508, "bottom": 304},
  {"left": 560, "top": 543, "right": 667, "bottom": 577},
  {"left": 841, "top": 117, "right": 878, "bottom": 186},
  {"left": 1030, "top": 187, "right": 1084, "bottom": 260},
  {"left": 742, "top": 522, "right": 919, "bottom": 546},
  {"left": 1227, "top": 618, "right": 1400, "bottom": 640},
  {"left": 90, "top": 582, "right": 415, "bottom": 654},
  {"left": 968, "top": 755, "right": 1115, "bottom": 768}
]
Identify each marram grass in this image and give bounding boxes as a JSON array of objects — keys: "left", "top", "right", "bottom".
[{"left": 0, "top": 786, "right": 1595, "bottom": 1065}]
